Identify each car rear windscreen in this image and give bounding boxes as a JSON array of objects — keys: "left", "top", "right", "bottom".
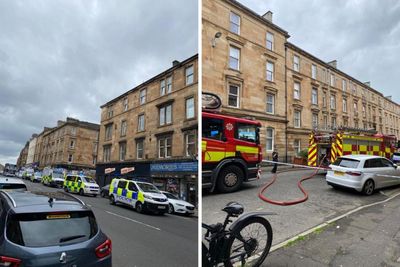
[
  {"left": 332, "top": 158, "right": 360, "bottom": 168},
  {"left": 6, "top": 211, "right": 98, "bottom": 247},
  {"left": 0, "top": 184, "right": 27, "bottom": 190}
]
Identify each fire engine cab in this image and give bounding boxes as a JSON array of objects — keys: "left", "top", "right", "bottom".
[
  {"left": 308, "top": 128, "right": 397, "bottom": 167},
  {"left": 202, "top": 93, "right": 262, "bottom": 193}
]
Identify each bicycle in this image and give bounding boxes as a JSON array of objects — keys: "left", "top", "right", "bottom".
[{"left": 202, "top": 202, "right": 275, "bottom": 267}]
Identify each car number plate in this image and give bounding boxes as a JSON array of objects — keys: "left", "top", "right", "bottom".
[
  {"left": 158, "top": 206, "right": 166, "bottom": 209},
  {"left": 334, "top": 171, "right": 344, "bottom": 176}
]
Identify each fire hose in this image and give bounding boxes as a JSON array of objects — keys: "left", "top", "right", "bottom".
[{"left": 258, "top": 156, "right": 327, "bottom": 206}]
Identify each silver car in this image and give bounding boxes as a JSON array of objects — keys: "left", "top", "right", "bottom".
[{"left": 327, "top": 155, "right": 400, "bottom": 195}]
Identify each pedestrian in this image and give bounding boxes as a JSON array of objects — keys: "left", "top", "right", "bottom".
[{"left": 271, "top": 149, "right": 279, "bottom": 173}]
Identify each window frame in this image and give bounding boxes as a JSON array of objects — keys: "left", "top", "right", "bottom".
[
  {"left": 230, "top": 11, "right": 240, "bottom": 35},
  {"left": 294, "top": 110, "right": 301, "bottom": 128},
  {"left": 158, "top": 136, "right": 172, "bottom": 158},
  {"left": 294, "top": 82, "right": 301, "bottom": 100},
  {"left": 266, "top": 93, "right": 275, "bottom": 114},
  {"left": 136, "top": 139, "right": 144, "bottom": 159},
  {"left": 185, "top": 97, "right": 195, "bottom": 119},
  {"left": 139, "top": 88, "right": 147, "bottom": 105},
  {"left": 266, "top": 61, "right": 274, "bottom": 82},
  {"left": 293, "top": 55, "right": 300, "bottom": 72},
  {"left": 229, "top": 46, "right": 240, "bottom": 70},
  {"left": 228, "top": 84, "right": 240, "bottom": 108},
  {"left": 266, "top": 127, "right": 274, "bottom": 152},
  {"left": 311, "top": 64, "right": 317, "bottom": 79},
  {"left": 266, "top": 32, "right": 274, "bottom": 51},
  {"left": 120, "top": 120, "right": 127, "bottom": 137},
  {"left": 159, "top": 104, "right": 172, "bottom": 126},
  {"left": 185, "top": 132, "right": 196, "bottom": 157},
  {"left": 311, "top": 88, "right": 318, "bottom": 105},
  {"left": 185, "top": 65, "right": 194, "bottom": 85},
  {"left": 138, "top": 114, "right": 145, "bottom": 132},
  {"left": 119, "top": 142, "right": 127, "bottom": 161}
]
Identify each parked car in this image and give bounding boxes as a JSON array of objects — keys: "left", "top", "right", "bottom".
[
  {"left": 31, "top": 171, "right": 43, "bottom": 183},
  {"left": 100, "top": 184, "right": 110, "bottom": 198},
  {"left": 392, "top": 152, "right": 400, "bottom": 164},
  {"left": 0, "top": 190, "right": 112, "bottom": 266},
  {"left": 161, "top": 191, "right": 195, "bottom": 216},
  {"left": 0, "top": 177, "right": 27, "bottom": 191},
  {"left": 327, "top": 155, "right": 400, "bottom": 195}
]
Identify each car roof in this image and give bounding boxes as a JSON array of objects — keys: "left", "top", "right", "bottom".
[
  {"left": 0, "top": 177, "right": 25, "bottom": 184},
  {"left": 1, "top": 191, "right": 89, "bottom": 213},
  {"left": 339, "top": 155, "right": 384, "bottom": 160}
]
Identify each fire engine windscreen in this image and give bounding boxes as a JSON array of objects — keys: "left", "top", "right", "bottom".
[{"left": 236, "top": 123, "right": 259, "bottom": 144}]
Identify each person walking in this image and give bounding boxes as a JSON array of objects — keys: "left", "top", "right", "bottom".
[{"left": 271, "top": 149, "right": 279, "bottom": 173}]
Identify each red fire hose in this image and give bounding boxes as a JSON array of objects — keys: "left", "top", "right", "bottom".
[{"left": 258, "top": 157, "right": 327, "bottom": 206}]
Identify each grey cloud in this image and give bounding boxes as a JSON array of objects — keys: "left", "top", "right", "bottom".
[{"left": 0, "top": 0, "right": 198, "bottom": 165}]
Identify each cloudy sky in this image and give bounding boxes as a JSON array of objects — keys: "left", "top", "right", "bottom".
[
  {"left": 241, "top": 0, "right": 400, "bottom": 101},
  {"left": 0, "top": 0, "right": 198, "bottom": 165}
]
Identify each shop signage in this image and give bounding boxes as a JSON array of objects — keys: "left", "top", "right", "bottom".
[
  {"left": 121, "top": 167, "right": 135, "bottom": 174},
  {"left": 105, "top": 168, "right": 116, "bottom": 174},
  {"left": 150, "top": 162, "right": 197, "bottom": 172}
]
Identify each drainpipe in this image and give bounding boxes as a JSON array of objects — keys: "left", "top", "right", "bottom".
[{"left": 285, "top": 44, "right": 288, "bottom": 163}]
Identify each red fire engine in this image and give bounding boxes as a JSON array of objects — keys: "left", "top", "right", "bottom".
[
  {"left": 308, "top": 128, "right": 397, "bottom": 167},
  {"left": 202, "top": 93, "right": 262, "bottom": 193}
]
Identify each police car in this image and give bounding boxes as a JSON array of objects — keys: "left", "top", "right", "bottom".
[
  {"left": 109, "top": 178, "right": 169, "bottom": 214},
  {"left": 64, "top": 174, "right": 100, "bottom": 196}
]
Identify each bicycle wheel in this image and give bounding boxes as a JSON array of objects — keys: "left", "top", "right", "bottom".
[{"left": 224, "top": 217, "right": 272, "bottom": 267}]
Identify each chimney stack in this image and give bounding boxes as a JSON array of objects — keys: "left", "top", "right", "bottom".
[
  {"left": 172, "top": 60, "right": 180, "bottom": 67},
  {"left": 364, "top": 81, "right": 371, "bottom": 87},
  {"left": 328, "top": 60, "right": 337, "bottom": 68},
  {"left": 57, "top": 120, "right": 65, "bottom": 127},
  {"left": 262, "top": 11, "right": 273, "bottom": 22}
]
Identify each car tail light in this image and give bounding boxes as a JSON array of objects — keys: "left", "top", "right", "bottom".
[
  {"left": 95, "top": 238, "right": 112, "bottom": 259},
  {"left": 346, "top": 171, "right": 362, "bottom": 176},
  {"left": 0, "top": 256, "right": 21, "bottom": 267}
]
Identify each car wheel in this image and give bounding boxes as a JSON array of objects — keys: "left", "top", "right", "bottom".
[
  {"left": 79, "top": 189, "right": 84, "bottom": 196},
  {"left": 110, "top": 195, "right": 116, "bottom": 205},
  {"left": 64, "top": 187, "right": 68, "bottom": 192},
  {"left": 217, "top": 165, "right": 244, "bottom": 193},
  {"left": 168, "top": 204, "right": 174, "bottom": 214},
  {"left": 136, "top": 202, "right": 144, "bottom": 213},
  {"left": 363, "top": 179, "right": 375, "bottom": 196}
]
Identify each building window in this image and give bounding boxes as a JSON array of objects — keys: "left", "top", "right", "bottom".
[
  {"left": 119, "top": 142, "right": 126, "bottom": 161},
  {"left": 324, "top": 115, "right": 328, "bottom": 129},
  {"left": 266, "top": 93, "right": 275, "bottom": 114},
  {"left": 185, "top": 132, "right": 196, "bottom": 156},
  {"left": 158, "top": 136, "right": 172, "bottom": 158},
  {"left": 311, "top": 64, "right": 317, "bottom": 79},
  {"left": 266, "top": 128, "right": 274, "bottom": 152},
  {"left": 105, "top": 124, "right": 112, "bottom": 141},
  {"left": 343, "top": 99, "right": 347, "bottom": 113},
  {"left": 342, "top": 79, "right": 347, "bottom": 91},
  {"left": 107, "top": 106, "right": 113, "bottom": 118},
  {"left": 331, "top": 117, "right": 337, "bottom": 128},
  {"left": 294, "top": 110, "right": 301, "bottom": 128},
  {"left": 311, "top": 88, "right": 318, "bottom": 105},
  {"left": 136, "top": 139, "right": 144, "bottom": 159},
  {"left": 312, "top": 113, "right": 318, "bottom": 128},
  {"left": 159, "top": 104, "right": 172, "bottom": 126},
  {"left": 362, "top": 105, "right": 366, "bottom": 117},
  {"left": 93, "top": 142, "right": 98, "bottom": 154},
  {"left": 228, "top": 84, "right": 240, "bottom": 108},
  {"left": 294, "top": 139, "right": 301, "bottom": 155},
  {"left": 266, "top": 61, "right": 274, "bottom": 81},
  {"left": 167, "top": 76, "right": 172, "bottom": 93},
  {"left": 121, "top": 120, "right": 127, "bottom": 136},
  {"left": 322, "top": 92, "right": 327, "bottom": 107},
  {"left": 123, "top": 97, "right": 128, "bottom": 111},
  {"left": 293, "top": 55, "right": 300, "bottom": 72},
  {"left": 185, "top": 65, "right": 194, "bottom": 85},
  {"left": 229, "top": 46, "right": 240, "bottom": 70},
  {"left": 330, "top": 95, "right": 336, "bottom": 110},
  {"left": 266, "top": 32, "right": 274, "bottom": 51},
  {"left": 160, "top": 79, "right": 166, "bottom": 96},
  {"left": 354, "top": 102, "right": 358, "bottom": 114},
  {"left": 138, "top": 114, "right": 145, "bottom": 131},
  {"left": 103, "top": 146, "right": 111, "bottom": 162},
  {"left": 186, "top": 97, "right": 195, "bottom": 119},
  {"left": 343, "top": 119, "right": 348, "bottom": 127},
  {"left": 69, "top": 139, "right": 75, "bottom": 149},
  {"left": 139, "top": 88, "right": 146, "bottom": 105},
  {"left": 294, "top": 82, "right": 301, "bottom": 100},
  {"left": 330, "top": 73, "right": 335, "bottom": 86},
  {"left": 230, "top": 12, "right": 240, "bottom": 34},
  {"left": 70, "top": 127, "right": 76, "bottom": 135},
  {"left": 68, "top": 154, "right": 73, "bottom": 163}
]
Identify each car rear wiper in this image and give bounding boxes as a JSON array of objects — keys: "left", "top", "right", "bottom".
[{"left": 59, "top": 235, "right": 86, "bottom": 243}]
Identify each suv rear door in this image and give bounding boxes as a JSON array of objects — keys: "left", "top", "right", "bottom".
[{"left": 5, "top": 210, "right": 109, "bottom": 266}]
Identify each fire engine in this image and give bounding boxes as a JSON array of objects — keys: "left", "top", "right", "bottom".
[
  {"left": 202, "top": 93, "right": 262, "bottom": 193},
  {"left": 308, "top": 128, "right": 397, "bottom": 167}
]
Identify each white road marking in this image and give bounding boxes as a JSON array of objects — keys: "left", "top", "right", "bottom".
[{"left": 104, "top": 210, "right": 161, "bottom": 231}]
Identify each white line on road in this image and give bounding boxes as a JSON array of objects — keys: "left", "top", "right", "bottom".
[{"left": 104, "top": 210, "right": 161, "bottom": 231}]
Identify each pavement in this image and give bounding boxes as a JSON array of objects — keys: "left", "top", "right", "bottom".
[
  {"left": 266, "top": 193, "right": 400, "bottom": 266},
  {"left": 203, "top": 168, "right": 400, "bottom": 265},
  {"left": 20, "top": 178, "right": 198, "bottom": 267}
]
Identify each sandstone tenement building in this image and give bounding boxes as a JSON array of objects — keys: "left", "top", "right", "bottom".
[{"left": 202, "top": 0, "right": 400, "bottom": 160}]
